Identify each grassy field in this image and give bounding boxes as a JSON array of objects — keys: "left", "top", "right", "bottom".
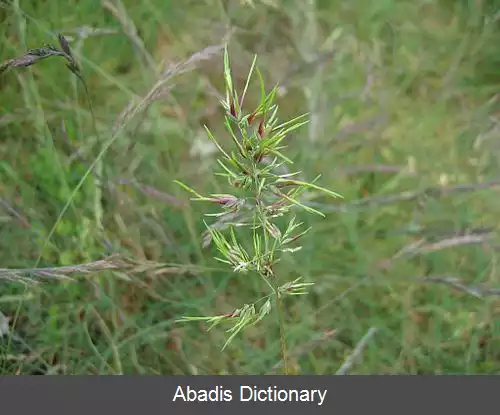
[{"left": 1, "top": 0, "right": 500, "bottom": 375}]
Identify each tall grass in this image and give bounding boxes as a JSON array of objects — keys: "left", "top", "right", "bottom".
[
  {"left": 175, "top": 47, "right": 342, "bottom": 373},
  {"left": 1, "top": 0, "right": 500, "bottom": 374}
]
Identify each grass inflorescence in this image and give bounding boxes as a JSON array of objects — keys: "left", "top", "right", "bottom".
[{"left": 175, "top": 48, "right": 341, "bottom": 372}]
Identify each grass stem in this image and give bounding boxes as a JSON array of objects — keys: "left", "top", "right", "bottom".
[{"left": 274, "top": 286, "right": 290, "bottom": 375}]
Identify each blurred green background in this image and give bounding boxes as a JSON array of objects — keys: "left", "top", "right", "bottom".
[{"left": 1, "top": 0, "right": 500, "bottom": 374}]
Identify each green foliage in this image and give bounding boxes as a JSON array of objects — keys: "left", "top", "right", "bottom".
[
  {"left": 175, "top": 49, "right": 340, "bottom": 370},
  {"left": 1, "top": 0, "right": 500, "bottom": 375}
]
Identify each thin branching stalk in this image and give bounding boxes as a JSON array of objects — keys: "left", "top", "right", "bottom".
[
  {"left": 175, "top": 46, "right": 341, "bottom": 374},
  {"left": 336, "top": 327, "right": 377, "bottom": 375}
]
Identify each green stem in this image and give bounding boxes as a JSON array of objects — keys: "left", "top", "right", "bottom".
[
  {"left": 258, "top": 193, "right": 289, "bottom": 374},
  {"left": 274, "top": 285, "right": 289, "bottom": 375}
]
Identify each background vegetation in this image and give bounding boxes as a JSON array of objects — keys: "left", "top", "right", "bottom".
[{"left": 1, "top": 0, "right": 500, "bottom": 374}]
